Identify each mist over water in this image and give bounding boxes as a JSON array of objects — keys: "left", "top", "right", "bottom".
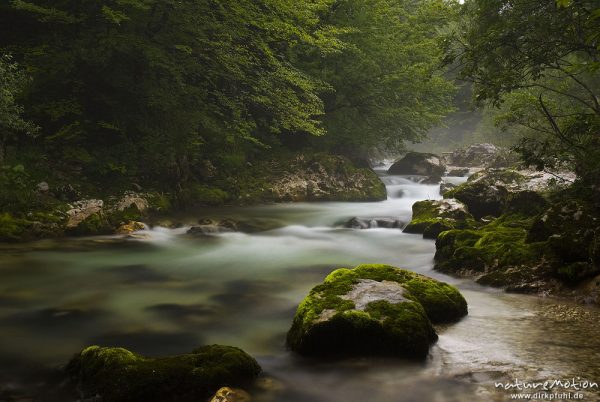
[{"left": 1, "top": 169, "right": 599, "bottom": 401}]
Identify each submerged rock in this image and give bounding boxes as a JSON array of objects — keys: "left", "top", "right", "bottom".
[
  {"left": 210, "top": 387, "right": 251, "bottom": 402},
  {"left": 421, "top": 175, "right": 443, "bottom": 184},
  {"left": 287, "top": 264, "right": 467, "bottom": 359},
  {"left": 404, "top": 199, "right": 474, "bottom": 239},
  {"left": 388, "top": 152, "right": 445, "bottom": 177},
  {"left": 65, "top": 345, "right": 261, "bottom": 402},
  {"left": 116, "top": 221, "right": 147, "bottom": 235},
  {"left": 345, "top": 217, "right": 405, "bottom": 229},
  {"left": 187, "top": 218, "right": 238, "bottom": 237}
]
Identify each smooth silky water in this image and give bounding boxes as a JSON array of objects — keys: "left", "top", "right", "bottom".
[{"left": 1, "top": 166, "right": 599, "bottom": 401}]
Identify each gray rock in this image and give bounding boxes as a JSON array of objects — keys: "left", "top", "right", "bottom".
[
  {"left": 66, "top": 200, "right": 104, "bottom": 228},
  {"left": 36, "top": 181, "right": 49, "bottom": 193},
  {"left": 388, "top": 152, "right": 445, "bottom": 176},
  {"left": 447, "top": 168, "right": 470, "bottom": 177},
  {"left": 111, "top": 192, "right": 149, "bottom": 213},
  {"left": 345, "top": 217, "right": 404, "bottom": 229},
  {"left": 187, "top": 218, "right": 238, "bottom": 236},
  {"left": 421, "top": 175, "right": 442, "bottom": 184},
  {"left": 440, "top": 181, "right": 456, "bottom": 196}
]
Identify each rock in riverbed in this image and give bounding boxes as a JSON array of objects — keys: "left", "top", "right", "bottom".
[
  {"left": 404, "top": 199, "right": 474, "bottom": 239},
  {"left": 345, "top": 217, "right": 405, "bottom": 229},
  {"left": 388, "top": 152, "right": 445, "bottom": 177},
  {"left": 287, "top": 264, "right": 467, "bottom": 359},
  {"left": 66, "top": 345, "right": 261, "bottom": 402}
]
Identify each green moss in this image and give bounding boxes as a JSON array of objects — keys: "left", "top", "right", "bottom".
[
  {"left": 365, "top": 300, "right": 438, "bottom": 356},
  {"left": 555, "top": 262, "right": 600, "bottom": 283},
  {"left": 404, "top": 200, "right": 476, "bottom": 239},
  {"left": 0, "top": 213, "right": 29, "bottom": 242},
  {"left": 403, "top": 277, "right": 468, "bottom": 323},
  {"left": 287, "top": 264, "right": 467, "bottom": 358},
  {"left": 65, "top": 345, "right": 261, "bottom": 402},
  {"left": 108, "top": 205, "right": 143, "bottom": 226},
  {"left": 68, "top": 213, "right": 112, "bottom": 236},
  {"left": 434, "top": 215, "right": 545, "bottom": 276},
  {"left": 179, "top": 184, "right": 230, "bottom": 207}
]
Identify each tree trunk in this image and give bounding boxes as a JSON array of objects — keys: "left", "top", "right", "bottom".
[{"left": 0, "top": 136, "right": 5, "bottom": 166}]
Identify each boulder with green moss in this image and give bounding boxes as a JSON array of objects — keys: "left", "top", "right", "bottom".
[
  {"left": 404, "top": 199, "right": 475, "bottom": 239},
  {"left": 444, "top": 169, "right": 552, "bottom": 219},
  {"left": 65, "top": 345, "right": 261, "bottom": 402},
  {"left": 434, "top": 215, "right": 547, "bottom": 281},
  {"left": 287, "top": 264, "right": 467, "bottom": 359},
  {"left": 432, "top": 207, "right": 600, "bottom": 292},
  {"left": 270, "top": 154, "right": 386, "bottom": 202}
]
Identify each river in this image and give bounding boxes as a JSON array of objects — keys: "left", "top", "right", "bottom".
[{"left": 1, "top": 166, "right": 599, "bottom": 401}]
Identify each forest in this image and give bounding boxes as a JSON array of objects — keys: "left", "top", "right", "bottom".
[{"left": 0, "top": 0, "right": 599, "bottom": 401}]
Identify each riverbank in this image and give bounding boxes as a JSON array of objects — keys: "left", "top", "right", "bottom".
[
  {"left": 403, "top": 166, "right": 600, "bottom": 306},
  {"left": 0, "top": 152, "right": 385, "bottom": 242}
]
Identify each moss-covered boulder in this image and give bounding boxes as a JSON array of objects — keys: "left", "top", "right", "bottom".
[
  {"left": 287, "top": 264, "right": 467, "bottom": 359},
  {"left": 526, "top": 201, "right": 600, "bottom": 281},
  {"left": 270, "top": 154, "right": 386, "bottom": 202},
  {"left": 445, "top": 169, "right": 549, "bottom": 219},
  {"left": 388, "top": 152, "right": 445, "bottom": 177},
  {"left": 65, "top": 345, "right": 261, "bottom": 402},
  {"left": 404, "top": 199, "right": 475, "bottom": 239},
  {"left": 434, "top": 215, "right": 546, "bottom": 276}
]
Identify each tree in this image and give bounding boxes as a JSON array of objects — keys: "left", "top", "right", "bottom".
[
  {"left": 0, "top": 0, "right": 339, "bottom": 185},
  {"left": 448, "top": 0, "right": 600, "bottom": 186},
  {"left": 0, "top": 54, "right": 36, "bottom": 164},
  {"left": 307, "top": 0, "right": 457, "bottom": 157}
]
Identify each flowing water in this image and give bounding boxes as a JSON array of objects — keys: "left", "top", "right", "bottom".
[{"left": 1, "top": 166, "right": 600, "bottom": 401}]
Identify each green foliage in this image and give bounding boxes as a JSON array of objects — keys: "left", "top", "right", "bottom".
[
  {"left": 0, "top": 212, "right": 28, "bottom": 241},
  {"left": 0, "top": 54, "right": 37, "bottom": 164},
  {"left": 179, "top": 184, "right": 229, "bottom": 207},
  {"left": 448, "top": 0, "right": 600, "bottom": 196},
  {"left": 0, "top": 0, "right": 338, "bottom": 186},
  {"left": 306, "top": 0, "right": 457, "bottom": 156},
  {"left": 0, "top": 0, "right": 457, "bottom": 217}
]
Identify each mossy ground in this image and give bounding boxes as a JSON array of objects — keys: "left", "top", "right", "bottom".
[
  {"left": 65, "top": 345, "right": 261, "bottom": 402},
  {"left": 287, "top": 264, "right": 467, "bottom": 358},
  {"left": 434, "top": 196, "right": 600, "bottom": 291}
]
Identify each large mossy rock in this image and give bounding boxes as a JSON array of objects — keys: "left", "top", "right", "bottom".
[
  {"left": 526, "top": 201, "right": 600, "bottom": 282},
  {"left": 287, "top": 264, "right": 467, "bottom": 359},
  {"left": 445, "top": 169, "right": 549, "bottom": 219},
  {"left": 387, "top": 152, "right": 445, "bottom": 177},
  {"left": 433, "top": 210, "right": 600, "bottom": 291},
  {"left": 270, "top": 154, "right": 386, "bottom": 202},
  {"left": 404, "top": 199, "right": 475, "bottom": 239},
  {"left": 434, "top": 215, "right": 546, "bottom": 280},
  {"left": 65, "top": 345, "right": 261, "bottom": 402}
]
